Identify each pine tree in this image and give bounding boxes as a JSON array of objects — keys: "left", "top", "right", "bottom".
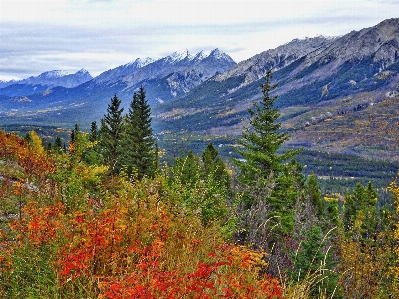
[
  {"left": 202, "top": 142, "right": 219, "bottom": 172},
  {"left": 363, "top": 181, "right": 378, "bottom": 211},
  {"left": 88, "top": 121, "right": 99, "bottom": 142},
  {"left": 101, "top": 94, "right": 124, "bottom": 173},
  {"left": 343, "top": 182, "right": 378, "bottom": 242},
  {"left": 233, "top": 70, "right": 300, "bottom": 233},
  {"left": 45, "top": 141, "right": 52, "bottom": 151},
  {"left": 121, "top": 86, "right": 155, "bottom": 179},
  {"left": 343, "top": 193, "right": 356, "bottom": 232},
  {"left": 170, "top": 149, "right": 229, "bottom": 227},
  {"left": 83, "top": 121, "right": 103, "bottom": 165},
  {"left": 70, "top": 123, "right": 80, "bottom": 144},
  {"left": 180, "top": 150, "right": 201, "bottom": 187},
  {"left": 358, "top": 182, "right": 377, "bottom": 241}
]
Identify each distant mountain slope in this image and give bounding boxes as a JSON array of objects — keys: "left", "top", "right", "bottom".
[
  {"left": 214, "top": 36, "right": 336, "bottom": 89},
  {"left": 94, "top": 58, "right": 155, "bottom": 84},
  {"left": 0, "top": 69, "right": 92, "bottom": 90},
  {"left": 154, "top": 18, "right": 399, "bottom": 135}
]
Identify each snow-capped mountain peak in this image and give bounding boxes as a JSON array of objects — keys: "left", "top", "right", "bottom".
[
  {"left": 167, "top": 49, "right": 194, "bottom": 63},
  {"left": 195, "top": 50, "right": 211, "bottom": 60},
  {"left": 164, "top": 48, "right": 235, "bottom": 64},
  {"left": 0, "top": 69, "right": 93, "bottom": 88},
  {"left": 76, "top": 68, "right": 90, "bottom": 75},
  {"left": 208, "top": 48, "right": 231, "bottom": 60},
  {"left": 126, "top": 57, "right": 155, "bottom": 68},
  {"left": 136, "top": 57, "right": 155, "bottom": 68},
  {"left": 38, "top": 70, "right": 69, "bottom": 78}
]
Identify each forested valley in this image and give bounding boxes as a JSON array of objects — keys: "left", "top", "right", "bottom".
[{"left": 0, "top": 72, "right": 398, "bottom": 298}]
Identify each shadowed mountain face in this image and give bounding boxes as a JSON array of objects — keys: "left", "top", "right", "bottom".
[{"left": 1, "top": 18, "right": 399, "bottom": 161}]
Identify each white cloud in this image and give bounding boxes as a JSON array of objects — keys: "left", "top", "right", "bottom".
[{"left": 1, "top": 0, "right": 399, "bottom": 80}]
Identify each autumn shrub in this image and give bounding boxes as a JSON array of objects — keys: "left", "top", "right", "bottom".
[
  {"left": 1, "top": 177, "right": 282, "bottom": 298},
  {"left": 0, "top": 131, "right": 55, "bottom": 182},
  {"left": 0, "top": 131, "right": 282, "bottom": 298}
]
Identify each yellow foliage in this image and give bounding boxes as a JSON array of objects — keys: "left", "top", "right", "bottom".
[
  {"left": 73, "top": 163, "right": 109, "bottom": 186},
  {"left": 30, "top": 130, "right": 44, "bottom": 155},
  {"left": 323, "top": 196, "right": 338, "bottom": 202}
]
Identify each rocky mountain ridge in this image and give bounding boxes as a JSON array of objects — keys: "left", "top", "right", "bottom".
[
  {"left": 0, "top": 69, "right": 93, "bottom": 89},
  {"left": 213, "top": 36, "right": 336, "bottom": 89},
  {"left": 156, "top": 18, "right": 399, "bottom": 118}
]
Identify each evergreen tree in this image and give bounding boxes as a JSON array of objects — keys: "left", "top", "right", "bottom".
[
  {"left": 363, "top": 181, "right": 378, "bottom": 211},
  {"left": 121, "top": 86, "right": 155, "bottom": 179},
  {"left": 178, "top": 150, "right": 200, "bottom": 187},
  {"left": 45, "top": 141, "right": 52, "bottom": 151},
  {"left": 357, "top": 182, "right": 377, "bottom": 241},
  {"left": 70, "top": 123, "right": 80, "bottom": 144},
  {"left": 154, "top": 141, "right": 159, "bottom": 173},
  {"left": 102, "top": 94, "right": 124, "bottom": 173},
  {"left": 54, "top": 136, "right": 63, "bottom": 153},
  {"left": 169, "top": 150, "right": 229, "bottom": 227},
  {"left": 202, "top": 142, "right": 219, "bottom": 171},
  {"left": 305, "top": 172, "right": 323, "bottom": 218},
  {"left": 24, "top": 131, "right": 33, "bottom": 145},
  {"left": 343, "top": 193, "right": 356, "bottom": 232},
  {"left": 353, "top": 182, "right": 365, "bottom": 207},
  {"left": 82, "top": 121, "right": 103, "bottom": 166},
  {"left": 343, "top": 182, "right": 378, "bottom": 242},
  {"left": 88, "top": 121, "right": 99, "bottom": 142},
  {"left": 233, "top": 70, "right": 300, "bottom": 233}
]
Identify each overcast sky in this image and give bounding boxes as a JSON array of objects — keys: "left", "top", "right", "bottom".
[{"left": 1, "top": 0, "right": 398, "bottom": 81}]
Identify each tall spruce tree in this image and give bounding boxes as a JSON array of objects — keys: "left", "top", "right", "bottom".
[
  {"left": 121, "top": 86, "right": 155, "bottom": 179},
  {"left": 234, "top": 70, "right": 300, "bottom": 231},
  {"left": 70, "top": 123, "right": 80, "bottom": 144},
  {"left": 102, "top": 94, "right": 124, "bottom": 173}
]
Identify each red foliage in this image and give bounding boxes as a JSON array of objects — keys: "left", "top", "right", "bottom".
[
  {"left": 4, "top": 194, "right": 282, "bottom": 298},
  {"left": 9, "top": 201, "right": 65, "bottom": 247},
  {"left": 98, "top": 245, "right": 282, "bottom": 299},
  {"left": 0, "top": 132, "right": 55, "bottom": 179},
  {"left": 0, "top": 132, "right": 282, "bottom": 298}
]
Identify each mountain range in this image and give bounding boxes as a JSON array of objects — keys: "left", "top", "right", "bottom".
[
  {"left": 0, "top": 69, "right": 93, "bottom": 90},
  {"left": 0, "top": 48, "right": 236, "bottom": 125},
  {"left": 1, "top": 18, "right": 399, "bottom": 163}
]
